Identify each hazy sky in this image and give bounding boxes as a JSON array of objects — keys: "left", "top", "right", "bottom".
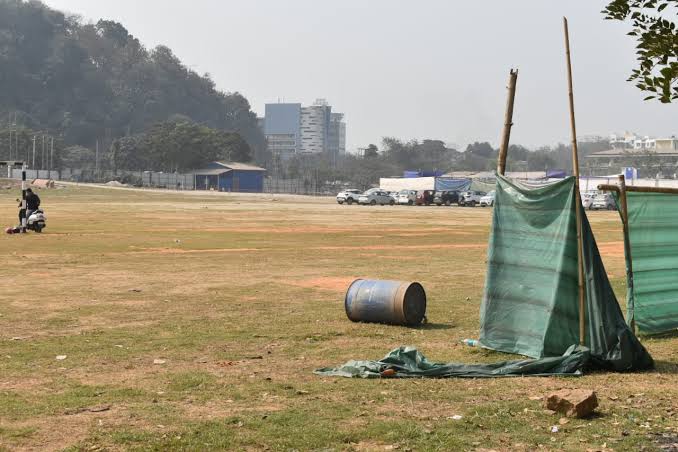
[{"left": 44, "top": 0, "right": 677, "bottom": 151}]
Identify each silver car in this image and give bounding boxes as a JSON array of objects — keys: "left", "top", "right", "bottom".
[{"left": 358, "top": 189, "right": 395, "bottom": 205}]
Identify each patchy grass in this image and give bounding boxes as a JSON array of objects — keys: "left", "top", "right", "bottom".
[{"left": 0, "top": 182, "right": 675, "bottom": 451}]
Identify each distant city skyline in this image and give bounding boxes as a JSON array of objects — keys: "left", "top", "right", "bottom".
[{"left": 44, "top": 0, "right": 678, "bottom": 152}]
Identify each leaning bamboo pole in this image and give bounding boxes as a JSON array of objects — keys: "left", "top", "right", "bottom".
[
  {"left": 497, "top": 69, "right": 518, "bottom": 176},
  {"left": 616, "top": 174, "right": 636, "bottom": 332},
  {"left": 563, "top": 17, "right": 587, "bottom": 346}
]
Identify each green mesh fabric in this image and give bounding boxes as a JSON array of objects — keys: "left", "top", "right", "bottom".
[
  {"left": 614, "top": 191, "right": 678, "bottom": 334},
  {"left": 315, "top": 345, "right": 590, "bottom": 378},
  {"left": 479, "top": 175, "right": 652, "bottom": 371}
]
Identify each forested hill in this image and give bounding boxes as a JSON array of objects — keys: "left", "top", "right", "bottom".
[{"left": 0, "top": 0, "right": 265, "bottom": 163}]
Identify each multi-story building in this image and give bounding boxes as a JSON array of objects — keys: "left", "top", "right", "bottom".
[
  {"left": 300, "top": 99, "right": 331, "bottom": 155},
  {"left": 586, "top": 133, "right": 678, "bottom": 177},
  {"left": 264, "top": 103, "right": 302, "bottom": 159},
  {"left": 263, "top": 99, "right": 345, "bottom": 160},
  {"left": 328, "top": 113, "right": 346, "bottom": 157}
]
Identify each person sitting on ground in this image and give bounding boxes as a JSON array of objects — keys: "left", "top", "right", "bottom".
[{"left": 25, "top": 188, "right": 41, "bottom": 219}]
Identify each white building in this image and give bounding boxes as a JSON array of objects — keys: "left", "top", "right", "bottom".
[{"left": 300, "top": 99, "right": 331, "bottom": 155}]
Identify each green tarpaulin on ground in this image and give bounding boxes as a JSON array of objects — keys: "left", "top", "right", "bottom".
[
  {"left": 613, "top": 191, "right": 678, "bottom": 334},
  {"left": 480, "top": 175, "right": 652, "bottom": 371},
  {"left": 315, "top": 345, "right": 589, "bottom": 378}
]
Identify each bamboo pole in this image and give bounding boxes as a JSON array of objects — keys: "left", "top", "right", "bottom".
[
  {"left": 598, "top": 184, "right": 678, "bottom": 195},
  {"left": 617, "top": 174, "right": 636, "bottom": 332},
  {"left": 497, "top": 69, "right": 518, "bottom": 176},
  {"left": 564, "top": 17, "right": 587, "bottom": 346}
]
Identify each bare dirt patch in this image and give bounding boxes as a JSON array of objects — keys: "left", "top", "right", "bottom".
[
  {"left": 316, "top": 243, "right": 485, "bottom": 251},
  {"left": 285, "top": 277, "right": 357, "bottom": 292},
  {"left": 597, "top": 241, "right": 625, "bottom": 258},
  {"left": 132, "top": 247, "right": 264, "bottom": 254}
]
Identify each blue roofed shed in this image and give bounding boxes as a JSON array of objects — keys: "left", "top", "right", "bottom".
[{"left": 194, "top": 162, "right": 266, "bottom": 192}]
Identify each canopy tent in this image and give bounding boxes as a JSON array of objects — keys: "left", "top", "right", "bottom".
[
  {"left": 612, "top": 191, "right": 678, "bottom": 334},
  {"left": 479, "top": 175, "right": 652, "bottom": 371}
]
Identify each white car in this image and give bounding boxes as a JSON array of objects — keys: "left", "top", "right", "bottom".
[
  {"left": 336, "top": 189, "right": 361, "bottom": 205},
  {"left": 397, "top": 189, "right": 417, "bottom": 205},
  {"left": 580, "top": 191, "right": 596, "bottom": 210},
  {"left": 459, "top": 190, "right": 486, "bottom": 207},
  {"left": 591, "top": 193, "right": 616, "bottom": 211},
  {"left": 358, "top": 189, "right": 395, "bottom": 206},
  {"left": 480, "top": 191, "right": 496, "bottom": 207}
]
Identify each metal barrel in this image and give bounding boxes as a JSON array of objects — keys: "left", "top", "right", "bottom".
[{"left": 344, "top": 279, "right": 426, "bottom": 326}]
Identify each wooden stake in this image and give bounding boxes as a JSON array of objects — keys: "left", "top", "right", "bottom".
[
  {"left": 617, "top": 174, "right": 636, "bottom": 332},
  {"left": 564, "top": 17, "right": 587, "bottom": 346},
  {"left": 497, "top": 69, "right": 518, "bottom": 176}
]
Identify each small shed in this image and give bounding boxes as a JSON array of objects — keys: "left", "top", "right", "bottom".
[{"left": 193, "top": 162, "right": 266, "bottom": 192}]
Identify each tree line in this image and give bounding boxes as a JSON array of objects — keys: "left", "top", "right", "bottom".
[{"left": 270, "top": 138, "right": 611, "bottom": 191}]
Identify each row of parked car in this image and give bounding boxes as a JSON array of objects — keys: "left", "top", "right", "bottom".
[{"left": 336, "top": 188, "right": 496, "bottom": 207}]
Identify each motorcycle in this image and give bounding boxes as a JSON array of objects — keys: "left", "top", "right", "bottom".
[{"left": 26, "top": 209, "right": 47, "bottom": 233}]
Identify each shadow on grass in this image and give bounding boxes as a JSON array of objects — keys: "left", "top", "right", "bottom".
[
  {"left": 653, "top": 360, "right": 678, "bottom": 374},
  {"left": 413, "top": 322, "right": 453, "bottom": 330}
]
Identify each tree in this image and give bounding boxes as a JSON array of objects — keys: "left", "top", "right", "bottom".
[
  {"left": 109, "top": 118, "right": 252, "bottom": 171},
  {"left": 604, "top": 0, "right": 678, "bottom": 102},
  {"left": 61, "top": 146, "right": 96, "bottom": 169},
  {"left": 465, "top": 142, "right": 496, "bottom": 159},
  {"left": 364, "top": 144, "right": 379, "bottom": 158}
]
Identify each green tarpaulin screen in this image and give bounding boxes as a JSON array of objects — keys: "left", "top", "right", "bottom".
[
  {"left": 479, "top": 175, "right": 652, "bottom": 371},
  {"left": 614, "top": 191, "right": 678, "bottom": 334}
]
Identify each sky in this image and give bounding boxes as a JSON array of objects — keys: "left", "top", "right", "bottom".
[{"left": 44, "top": 0, "right": 677, "bottom": 152}]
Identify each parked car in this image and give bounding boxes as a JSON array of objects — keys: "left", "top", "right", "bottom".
[
  {"left": 591, "top": 193, "right": 616, "bottom": 210},
  {"left": 415, "top": 190, "right": 436, "bottom": 206},
  {"left": 388, "top": 191, "right": 400, "bottom": 203},
  {"left": 397, "top": 189, "right": 417, "bottom": 205},
  {"left": 580, "top": 191, "right": 596, "bottom": 210},
  {"left": 433, "top": 190, "right": 460, "bottom": 206},
  {"left": 480, "top": 190, "right": 496, "bottom": 207},
  {"left": 458, "top": 190, "right": 486, "bottom": 207},
  {"left": 358, "top": 188, "right": 395, "bottom": 205},
  {"left": 336, "top": 189, "right": 361, "bottom": 205}
]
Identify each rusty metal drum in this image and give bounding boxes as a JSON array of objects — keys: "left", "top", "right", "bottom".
[{"left": 344, "top": 279, "right": 427, "bottom": 326}]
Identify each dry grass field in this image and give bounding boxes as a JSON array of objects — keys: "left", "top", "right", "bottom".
[{"left": 0, "top": 182, "right": 676, "bottom": 451}]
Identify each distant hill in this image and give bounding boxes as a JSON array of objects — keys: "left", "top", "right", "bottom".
[{"left": 0, "top": 0, "right": 265, "bottom": 163}]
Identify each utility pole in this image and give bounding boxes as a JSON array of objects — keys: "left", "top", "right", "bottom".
[
  {"left": 42, "top": 135, "right": 45, "bottom": 170},
  {"left": 50, "top": 136, "right": 54, "bottom": 178},
  {"left": 8, "top": 112, "right": 12, "bottom": 160},
  {"left": 14, "top": 112, "right": 18, "bottom": 162},
  {"left": 32, "top": 136, "right": 36, "bottom": 168},
  {"left": 95, "top": 139, "right": 99, "bottom": 177}
]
